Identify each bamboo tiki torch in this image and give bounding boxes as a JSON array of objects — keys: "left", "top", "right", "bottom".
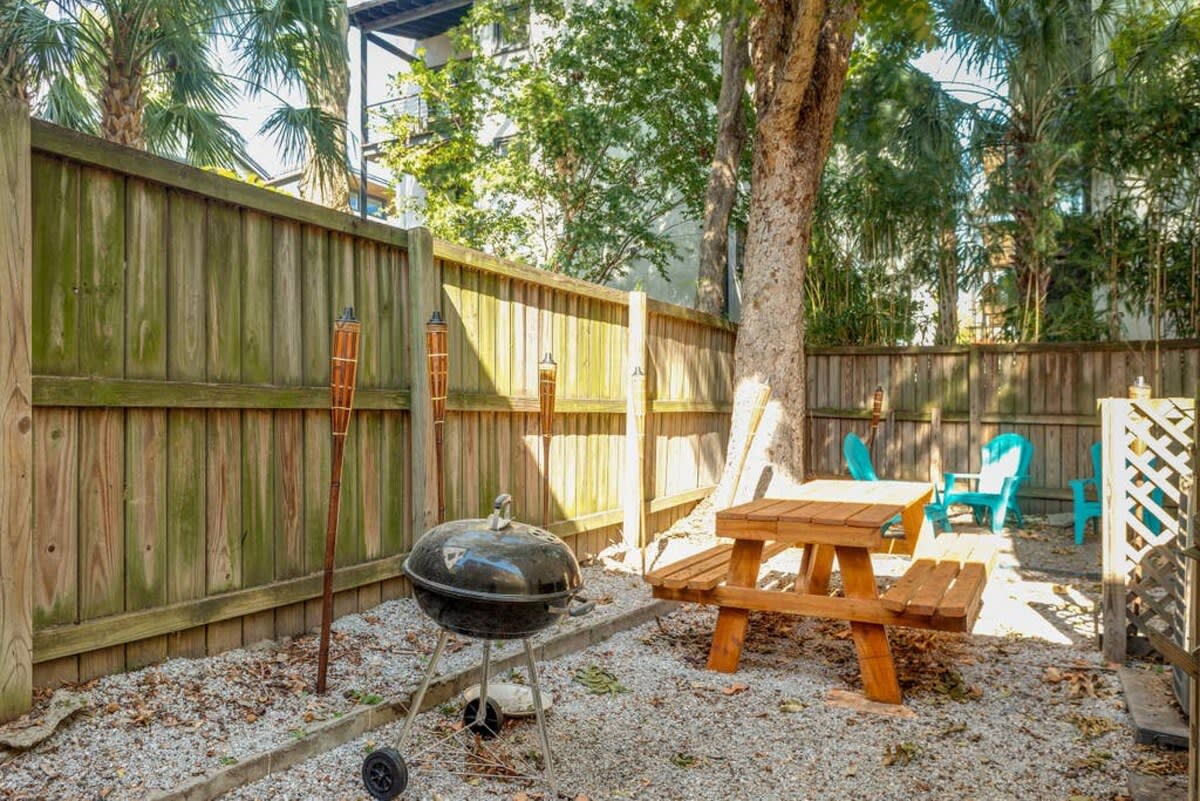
[
  {"left": 539, "top": 353, "right": 558, "bottom": 528},
  {"left": 426, "top": 312, "right": 449, "bottom": 524},
  {"left": 317, "top": 307, "right": 361, "bottom": 695},
  {"left": 868, "top": 385, "right": 885, "bottom": 450}
]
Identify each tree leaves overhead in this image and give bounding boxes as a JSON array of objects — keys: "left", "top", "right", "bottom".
[
  {"left": 2, "top": 0, "right": 347, "bottom": 177},
  {"left": 383, "top": 0, "right": 723, "bottom": 284}
]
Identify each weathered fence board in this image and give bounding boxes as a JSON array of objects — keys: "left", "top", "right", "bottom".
[
  {"left": 807, "top": 341, "right": 1200, "bottom": 513},
  {"left": 0, "top": 99, "right": 34, "bottom": 721},
  {"left": 0, "top": 119, "right": 734, "bottom": 717}
]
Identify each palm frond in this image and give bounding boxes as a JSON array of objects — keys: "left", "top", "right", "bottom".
[
  {"left": 144, "top": 95, "right": 247, "bottom": 168},
  {"left": 37, "top": 74, "right": 98, "bottom": 133},
  {"left": 259, "top": 103, "right": 346, "bottom": 179}
]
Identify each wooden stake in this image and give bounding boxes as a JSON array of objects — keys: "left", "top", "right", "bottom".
[
  {"left": 426, "top": 312, "right": 449, "bottom": 524},
  {"left": 631, "top": 367, "right": 647, "bottom": 567},
  {"left": 728, "top": 384, "right": 771, "bottom": 503},
  {"left": 539, "top": 353, "right": 557, "bottom": 528},
  {"left": 317, "top": 308, "right": 361, "bottom": 694}
]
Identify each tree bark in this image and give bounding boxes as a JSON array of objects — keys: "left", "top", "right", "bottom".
[
  {"left": 936, "top": 226, "right": 959, "bottom": 345},
  {"left": 99, "top": 20, "right": 146, "bottom": 148},
  {"left": 709, "top": 0, "right": 860, "bottom": 509},
  {"left": 300, "top": 2, "right": 351, "bottom": 211},
  {"left": 696, "top": 14, "right": 749, "bottom": 317}
]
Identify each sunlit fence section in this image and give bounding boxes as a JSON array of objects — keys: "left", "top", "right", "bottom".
[
  {"left": 806, "top": 342, "right": 1200, "bottom": 513},
  {"left": 0, "top": 111, "right": 736, "bottom": 720}
]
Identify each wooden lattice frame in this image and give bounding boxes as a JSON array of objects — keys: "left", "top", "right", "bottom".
[{"left": 1101, "top": 398, "right": 1197, "bottom": 672}]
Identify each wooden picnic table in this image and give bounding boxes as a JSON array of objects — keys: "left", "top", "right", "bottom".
[{"left": 646, "top": 480, "right": 995, "bottom": 705}]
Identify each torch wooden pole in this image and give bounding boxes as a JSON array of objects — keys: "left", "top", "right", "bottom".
[
  {"left": 868, "top": 385, "right": 884, "bottom": 450},
  {"left": 539, "top": 354, "right": 557, "bottom": 528},
  {"left": 317, "top": 308, "right": 361, "bottom": 695},
  {"left": 426, "top": 312, "right": 449, "bottom": 524}
]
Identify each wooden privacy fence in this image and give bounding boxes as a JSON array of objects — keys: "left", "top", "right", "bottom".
[
  {"left": 807, "top": 342, "right": 1200, "bottom": 513},
  {"left": 0, "top": 108, "right": 733, "bottom": 721}
]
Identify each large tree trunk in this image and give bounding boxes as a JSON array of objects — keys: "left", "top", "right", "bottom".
[
  {"left": 708, "top": 0, "right": 860, "bottom": 509},
  {"left": 300, "top": 3, "right": 351, "bottom": 211},
  {"left": 696, "top": 14, "right": 749, "bottom": 316}
]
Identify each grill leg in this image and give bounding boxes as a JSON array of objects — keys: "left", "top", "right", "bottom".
[
  {"left": 475, "top": 640, "right": 492, "bottom": 727},
  {"left": 394, "top": 629, "right": 448, "bottom": 751},
  {"left": 522, "top": 638, "right": 556, "bottom": 795}
]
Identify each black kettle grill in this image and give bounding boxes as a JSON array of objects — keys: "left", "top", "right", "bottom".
[{"left": 361, "top": 494, "right": 592, "bottom": 799}]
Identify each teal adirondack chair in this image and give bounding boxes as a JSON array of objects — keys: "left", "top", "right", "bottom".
[
  {"left": 942, "top": 433, "right": 1033, "bottom": 533},
  {"left": 1070, "top": 442, "right": 1103, "bottom": 545},
  {"left": 1070, "top": 441, "right": 1164, "bottom": 545},
  {"left": 842, "top": 432, "right": 900, "bottom": 536},
  {"left": 843, "top": 432, "right": 880, "bottom": 481}
]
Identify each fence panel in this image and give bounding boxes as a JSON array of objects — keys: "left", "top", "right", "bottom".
[
  {"left": 806, "top": 341, "right": 1200, "bottom": 513},
  {"left": 3, "top": 121, "right": 739, "bottom": 713},
  {"left": 1100, "top": 398, "right": 1197, "bottom": 675},
  {"left": 25, "top": 123, "right": 418, "bottom": 690}
]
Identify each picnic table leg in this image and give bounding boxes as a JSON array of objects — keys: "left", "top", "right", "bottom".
[
  {"left": 900, "top": 488, "right": 935, "bottom": 558},
  {"left": 706, "top": 539, "right": 764, "bottom": 673},
  {"left": 835, "top": 546, "right": 902, "bottom": 704},
  {"left": 795, "top": 544, "right": 835, "bottom": 595}
]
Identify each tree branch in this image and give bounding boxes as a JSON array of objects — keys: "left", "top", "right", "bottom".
[{"left": 769, "top": 0, "right": 826, "bottom": 122}]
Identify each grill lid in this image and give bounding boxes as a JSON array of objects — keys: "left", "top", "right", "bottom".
[{"left": 404, "top": 494, "right": 582, "bottom": 603}]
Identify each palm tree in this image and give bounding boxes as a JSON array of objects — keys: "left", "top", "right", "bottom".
[
  {"left": 937, "top": 0, "right": 1116, "bottom": 340},
  {"left": 809, "top": 46, "right": 980, "bottom": 345},
  {"left": 1, "top": 1, "right": 77, "bottom": 104},
  {"left": 3, "top": 0, "right": 347, "bottom": 184}
]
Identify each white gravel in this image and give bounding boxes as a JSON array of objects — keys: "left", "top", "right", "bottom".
[
  {"left": 225, "top": 605, "right": 1138, "bottom": 801},
  {"left": 0, "top": 522, "right": 1186, "bottom": 801},
  {"left": 0, "top": 568, "right": 649, "bottom": 801}
]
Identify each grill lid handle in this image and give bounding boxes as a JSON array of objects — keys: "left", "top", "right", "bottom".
[{"left": 488, "top": 493, "right": 513, "bottom": 531}]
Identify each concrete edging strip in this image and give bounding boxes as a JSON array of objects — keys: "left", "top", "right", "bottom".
[{"left": 146, "top": 599, "right": 678, "bottom": 801}]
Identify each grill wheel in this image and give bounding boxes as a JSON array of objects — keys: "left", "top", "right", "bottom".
[
  {"left": 462, "top": 697, "right": 505, "bottom": 739},
  {"left": 362, "top": 747, "right": 407, "bottom": 800}
]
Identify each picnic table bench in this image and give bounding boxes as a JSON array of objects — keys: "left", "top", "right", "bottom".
[{"left": 644, "top": 480, "right": 997, "bottom": 704}]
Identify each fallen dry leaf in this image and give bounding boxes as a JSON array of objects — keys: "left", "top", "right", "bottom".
[{"left": 721, "top": 683, "right": 749, "bottom": 695}]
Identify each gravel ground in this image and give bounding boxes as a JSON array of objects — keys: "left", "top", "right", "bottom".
[
  {"left": 0, "top": 568, "right": 649, "bottom": 801},
  {"left": 1, "top": 518, "right": 1187, "bottom": 801}
]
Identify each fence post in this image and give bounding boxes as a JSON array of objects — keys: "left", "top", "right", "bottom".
[
  {"left": 624, "top": 292, "right": 647, "bottom": 556},
  {"left": 1100, "top": 398, "right": 1129, "bottom": 664},
  {"left": 0, "top": 98, "right": 34, "bottom": 722},
  {"left": 967, "top": 346, "right": 982, "bottom": 472},
  {"left": 929, "top": 406, "right": 943, "bottom": 485},
  {"left": 407, "top": 228, "right": 441, "bottom": 538},
  {"left": 1190, "top": 387, "right": 1199, "bottom": 801}
]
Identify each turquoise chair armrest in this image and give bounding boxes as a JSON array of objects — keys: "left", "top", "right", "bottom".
[{"left": 943, "top": 472, "right": 982, "bottom": 491}]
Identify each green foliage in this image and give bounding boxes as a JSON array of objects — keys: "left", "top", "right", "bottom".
[
  {"left": 1069, "top": 4, "right": 1200, "bottom": 338},
  {"left": 3, "top": 0, "right": 346, "bottom": 172},
  {"left": 383, "top": 0, "right": 722, "bottom": 284},
  {"left": 807, "top": 40, "right": 976, "bottom": 345}
]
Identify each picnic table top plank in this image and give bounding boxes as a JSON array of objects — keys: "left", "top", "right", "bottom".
[{"left": 745, "top": 499, "right": 812, "bottom": 521}]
